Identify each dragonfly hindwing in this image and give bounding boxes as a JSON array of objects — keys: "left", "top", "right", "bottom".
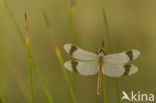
[{"left": 103, "top": 62, "right": 138, "bottom": 77}]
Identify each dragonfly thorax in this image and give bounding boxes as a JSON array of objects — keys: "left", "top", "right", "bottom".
[
  {"left": 98, "top": 49, "right": 105, "bottom": 63},
  {"left": 98, "top": 52, "right": 104, "bottom": 57}
]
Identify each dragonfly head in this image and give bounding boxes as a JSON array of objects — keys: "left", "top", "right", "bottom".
[{"left": 97, "top": 40, "right": 106, "bottom": 54}]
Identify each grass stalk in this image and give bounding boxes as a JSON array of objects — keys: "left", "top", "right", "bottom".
[
  {"left": 25, "top": 13, "right": 34, "bottom": 103},
  {"left": 3, "top": 0, "right": 26, "bottom": 45},
  {"left": 102, "top": 9, "right": 108, "bottom": 103},
  {"left": 0, "top": 90, "right": 5, "bottom": 103},
  {"left": 0, "top": 2, "right": 6, "bottom": 103},
  {"left": 102, "top": 75, "right": 107, "bottom": 103},
  {"left": 102, "top": 9, "right": 120, "bottom": 103},
  {"left": 30, "top": 56, "right": 54, "bottom": 103},
  {"left": 43, "top": 13, "right": 77, "bottom": 103},
  {"left": 3, "top": 1, "right": 54, "bottom": 103},
  {"left": 68, "top": 0, "right": 76, "bottom": 86},
  {"left": 102, "top": 10, "right": 112, "bottom": 51},
  {"left": 0, "top": 1, "right": 7, "bottom": 94},
  {"left": 115, "top": 78, "right": 120, "bottom": 103},
  {"left": 3, "top": 54, "right": 29, "bottom": 102},
  {"left": 69, "top": 0, "right": 76, "bottom": 43},
  {"left": 56, "top": 48, "right": 77, "bottom": 103}
]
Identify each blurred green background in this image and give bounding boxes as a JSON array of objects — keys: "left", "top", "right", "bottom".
[{"left": 0, "top": 0, "right": 156, "bottom": 103}]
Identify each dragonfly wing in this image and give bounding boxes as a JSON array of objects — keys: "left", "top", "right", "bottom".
[
  {"left": 64, "top": 44, "right": 97, "bottom": 61},
  {"left": 104, "top": 49, "right": 140, "bottom": 64},
  {"left": 64, "top": 60, "right": 98, "bottom": 76},
  {"left": 103, "top": 62, "right": 138, "bottom": 77}
]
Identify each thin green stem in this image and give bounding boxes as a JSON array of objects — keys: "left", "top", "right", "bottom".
[
  {"left": 58, "top": 55, "right": 77, "bottom": 103},
  {"left": 31, "top": 56, "right": 54, "bottom": 103},
  {"left": 0, "top": 90, "right": 5, "bottom": 103},
  {"left": 4, "top": 0, "right": 26, "bottom": 45},
  {"left": 26, "top": 42, "right": 34, "bottom": 103},
  {"left": 69, "top": 0, "right": 76, "bottom": 43},
  {"left": 0, "top": 0, "right": 6, "bottom": 95},
  {"left": 102, "top": 9, "right": 120, "bottom": 103},
  {"left": 43, "top": 13, "right": 77, "bottom": 103},
  {"left": 102, "top": 9, "right": 109, "bottom": 103},
  {"left": 102, "top": 9, "right": 112, "bottom": 51},
  {"left": 68, "top": 0, "right": 76, "bottom": 96},
  {"left": 102, "top": 75, "right": 107, "bottom": 103},
  {"left": 25, "top": 13, "right": 34, "bottom": 103},
  {"left": 115, "top": 78, "right": 120, "bottom": 103},
  {"left": 69, "top": 13, "right": 75, "bottom": 43},
  {"left": 4, "top": 0, "right": 53, "bottom": 103},
  {"left": 4, "top": 54, "right": 29, "bottom": 102}
]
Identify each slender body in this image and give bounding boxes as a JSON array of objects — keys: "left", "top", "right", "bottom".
[
  {"left": 97, "top": 53, "right": 104, "bottom": 95},
  {"left": 97, "top": 41, "right": 105, "bottom": 95}
]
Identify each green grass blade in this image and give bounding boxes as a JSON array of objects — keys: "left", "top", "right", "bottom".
[
  {"left": 25, "top": 14, "right": 34, "bottom": 103},
  {"left": 102, "top": 9, "right": 108, "bottom": 103},
  {"left": 57, "top": 53, "right": 77, "bottom": 103},
  {"left": 102, "top": 75, "right": 107, "bottom": 103},
  {"left": 26, "top": 38, "right": 34, "bottom": 103},
  {"left": 4, "top": 0, "right": 26, "bottom": 45},
  {"left": 0, "top": 0, "right": 6, "bottom": 97},
  {"left": 30, "top": 56, "right": 54, "bottom": 103},
  {"left": 3, "top": 1, "right": 54, "bottom": 103},
  {"left": 69, "top": 0, "right": 76, "bottom": 43},
  {"left": 43, "top": 13, "right": 77, "bottom": 103},
  {"left": 102, "top": 9, "right": 112, "bottom": 51},
  {"left": 102, "top": 9, "right": 120, "bottom": 103},
  {"left": 0, "top": 90, "right": 5, "bottom": 103},
  {"left": 3, "top": 54, "right": 29, "bottom": 102},
  {"left": 115, "top": 78, "right": 120, "bottom": 103}
]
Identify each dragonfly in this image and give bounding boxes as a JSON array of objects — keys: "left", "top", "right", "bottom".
[{"left": 64, "top": 41, "right": 140, "bottom": 95}]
